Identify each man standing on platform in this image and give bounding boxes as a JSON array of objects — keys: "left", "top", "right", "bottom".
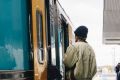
[{"left": 64, "top": 25, "right": 97, "bottom": 80}]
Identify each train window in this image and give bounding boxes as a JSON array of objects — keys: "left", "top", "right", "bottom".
[
  {"left": 50, "top": 0, "right": 53, "bottom": 5},
  {"left": 50, "top": 20, "right": 56, "bottom": 65},
  {"left": 36, "top": 10, "right": 44, "bottom": 64}
]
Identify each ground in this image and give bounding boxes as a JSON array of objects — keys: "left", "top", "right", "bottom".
[{"left": 93, "top": 72, "right": 116, "bottom": 80}]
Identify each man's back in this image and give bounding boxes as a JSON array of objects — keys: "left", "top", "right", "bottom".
[
  {"left": 74, "top": 42, "right": 97, "bottom": 80},
  {"left": 64, "top": 42, "right": 97, "bottom": 80}
]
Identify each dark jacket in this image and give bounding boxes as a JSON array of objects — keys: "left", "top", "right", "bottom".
[{"left": 115, "top": 65, "right": 120, "bottom": 80}]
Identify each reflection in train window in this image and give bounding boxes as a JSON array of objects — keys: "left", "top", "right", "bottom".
[
  {"left": 50, "top": 20, "right": 56, "bottom": 65},
  {"left": 36, "top": 10, "right": 44, "bottom": 64},
  {"left": 50, "top": 0, "right": 53, "bottom": 5}
]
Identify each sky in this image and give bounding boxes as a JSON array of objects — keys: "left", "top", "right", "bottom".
[{"left": 59, "top": 0, "right": 120, "bottom": 66}]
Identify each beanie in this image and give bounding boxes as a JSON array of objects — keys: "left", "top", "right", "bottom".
[{"left": 74, "top": 26, "right": 88, "bottom": 38}]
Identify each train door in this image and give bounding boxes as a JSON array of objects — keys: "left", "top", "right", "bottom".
[
  {"left": 46, "top": 0, "right": 63, "bottom": 79},
  {"left": 60, "top": 15, "right": 69, "bottom": 80},
  {"left": 58, "top": 18, "right": 65, "bottom": 79},
  {"left": 31, "top": 0, "right": 47, "bottom": 80},
  {"left": 60, "top": 15, "right": 69, "bottom": 53}
]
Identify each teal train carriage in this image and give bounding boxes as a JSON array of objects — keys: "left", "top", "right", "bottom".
[
  {"left": 0, "top": 0, "right": 33, "bottom": 79},
  {"left": 0, "top": 0, "right": 73, "bottom": 80}
]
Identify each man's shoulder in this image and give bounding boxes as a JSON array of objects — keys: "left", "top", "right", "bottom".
[
  {"left": 74, "top": 42, "right": 89, "bottom": 47},
  {"left": 66, "top": 45, "right": 77, "bottom": 52},
  {"left": 74, "top": 42, "right": 94, "bottom": 52}
]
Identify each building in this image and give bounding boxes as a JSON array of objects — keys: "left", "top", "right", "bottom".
[{"left": 103, "top": 0, "right": 120, "bottom": 44}]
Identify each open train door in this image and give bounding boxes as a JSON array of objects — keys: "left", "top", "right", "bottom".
[
  {"left": 61, "top": 15, "right": 69, "bottom": 53},
  {"left": 60, "top": 14, "right": 69, "bottom": 80},
  {"left": 31, "top": 0, "right": 47, "bottom": 80}
]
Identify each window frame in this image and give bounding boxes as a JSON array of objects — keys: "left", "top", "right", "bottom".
[{"left": 36, "top": 10, "right": 44, "bottom": 64}]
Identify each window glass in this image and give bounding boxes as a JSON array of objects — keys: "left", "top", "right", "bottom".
[
  {"left": 36, "top": 10, "right": 44, "bottom": 64},
  {"left": 50, "top": 19, "right": 56, "bottom": 65},
  {"left": 50, "top": 0, "right": 53, "bottom": 5}
]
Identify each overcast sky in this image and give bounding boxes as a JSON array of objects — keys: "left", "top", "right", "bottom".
[{"left": 59, "top": 0, "right": 120, "bottom": 66}]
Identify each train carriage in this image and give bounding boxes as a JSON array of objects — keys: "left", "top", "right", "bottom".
[
  {"left": 0, "top": 0, "right": 34, "bottom": 79},
  {"left": 0, "top": 0, "right": 74, "bottom": 80}
]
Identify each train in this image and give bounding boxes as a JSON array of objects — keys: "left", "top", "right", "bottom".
[{"left": 0, "top": 0, "right": 73, "bottom": 80}]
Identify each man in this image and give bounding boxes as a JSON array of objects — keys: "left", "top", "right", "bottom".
[
  {"left": 63, "top": 26, "right": 97, "bottom": 80},
  {"left": 115, "top": 63, "right": 120, "bottom": 80}
]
